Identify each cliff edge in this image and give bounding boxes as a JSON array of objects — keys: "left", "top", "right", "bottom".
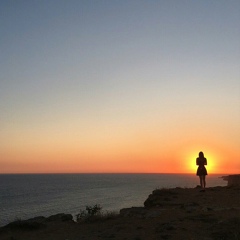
[
  {"left": 1, "top": 185, "right": 240, "bottom": 240},
  {"left": 221, "top": 174, "right": 240, "bottom": 186}
]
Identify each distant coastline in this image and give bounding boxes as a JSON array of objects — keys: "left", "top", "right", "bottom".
[{"left": 220, "top": 174, "right": 240, "bottom": 186}]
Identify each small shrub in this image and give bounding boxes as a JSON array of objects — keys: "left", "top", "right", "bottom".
[
  {"left": 86, "top": 204, "right": 102, "bottom": 216},
  {"left": 76, "top": 209, "right": 88, "bottom": 221},
  {"left": 76, "top": 204, "right": 102, "bottom": 222},
  {"left": 76, "top": 205, "right": 118, "bottom": 223}
]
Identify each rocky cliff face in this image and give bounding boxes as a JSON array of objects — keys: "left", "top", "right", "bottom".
[
  {"left": 1, "top": 187, "right": 240, "bottom": 240},
  {"left": 142, "top": 186, "right": 240, "bottom": 210},
  {"left": 144, "top": 188, "right": 179, "bottom": 208},
  {"left": 4, "top": 213, "right": 73, "bottom": 230},
  {"left": 222, "top": 174, "right": 240, "bottom": 186}
]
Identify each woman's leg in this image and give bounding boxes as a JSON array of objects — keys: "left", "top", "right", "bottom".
[
  {"left": 203, "top": 175, "right": 206, "bottom": 188},
  {"left": 199, "top": 176, "right": 203, "bottom": 188}
]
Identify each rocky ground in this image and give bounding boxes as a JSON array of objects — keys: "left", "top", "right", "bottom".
[{"left": 0, "top": 186, "right": 239, "bottom": 240}]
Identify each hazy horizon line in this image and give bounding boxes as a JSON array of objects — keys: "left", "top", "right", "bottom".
[{"left": 0, "top": 172, "right": 233, "bottom": 175}]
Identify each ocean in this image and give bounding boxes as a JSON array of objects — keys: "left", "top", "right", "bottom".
[{"left": 0, "top": 173, "right": 226, "bottom": 227}]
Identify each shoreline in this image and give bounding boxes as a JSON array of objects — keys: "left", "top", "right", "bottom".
[
  {"left": 1, "top": 184, "right": 240, "bottom": 240},
  {"left": 0, "top": 173, "right": 228, "bottom": 228}
]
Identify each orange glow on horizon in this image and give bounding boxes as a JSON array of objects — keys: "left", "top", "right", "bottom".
[
  {"left": 186, "top": 151, "right": 217, "bottom": 174},
  {"left": 0, "top": 135, "right": 239, "bottom": 174},
  {"left": 179, "top": 145, "right": 239, "bottom": 175}
]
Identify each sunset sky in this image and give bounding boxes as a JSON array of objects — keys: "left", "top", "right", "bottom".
[{"left": 0, "top": 0, "right": 239, "bottom": 174}]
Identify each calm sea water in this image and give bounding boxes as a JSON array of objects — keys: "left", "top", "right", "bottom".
[{"left": 0, "top": 173, "right": 226, "bottom": 227}]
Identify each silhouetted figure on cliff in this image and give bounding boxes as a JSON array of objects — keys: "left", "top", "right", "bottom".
[{"left": 196, "top": 151, "right": 207, "bottom": 188}]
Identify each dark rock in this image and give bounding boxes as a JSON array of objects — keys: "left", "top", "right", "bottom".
[
  {"left": 144, "top": 189, "right": 178, "bottom": 207},
  {"left": 181, "top": 202, "right": 199, "bottom": 212},
  {"left": 161, "top": 234, "right": 171, "bottom": 239},
  {"left": 146, "top": 209, "right": 163, "bottom": 218},
  {"left": 211, "top": 217, "right": 240, "bottom": 240},
  {"left": 185, "top": 214, "right": 217, "bottom": 223},
  {"left": 152, "top": 189, "right": 178, "bottom": 196},
  {"left": 221, "top": 174, "right": 240, "bottom": 186},
  {"left": 3, "top": 214, "right": 73, "bottom": 231},
  {"left": 5, "top": 217, "right": 46, "bottom": 230},
  {"left": 120, "top": 207, "right": 163, "bottom": 218},
  {"left": 156, "top": 222, "right": 176, "bottom": 232},
  {"left": 47, "top": 213, "right": 73, "bottom": 222},
  {"left": 134, "top": 237, "right": 141, "bottom": 240},
  {"left": 120, "top": 207, "right": 146, "bottom": 218},
  {"left": 29, "top": 216, "right": 46, "bottom": 222}
]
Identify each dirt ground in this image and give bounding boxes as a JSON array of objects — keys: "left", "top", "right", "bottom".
[{"left": 1, "top": 186, "right": 239, "bottom": 240}]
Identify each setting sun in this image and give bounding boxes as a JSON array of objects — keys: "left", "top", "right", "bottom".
[{"left": 182, "top": 149, "right": 218, "bottom": 174}]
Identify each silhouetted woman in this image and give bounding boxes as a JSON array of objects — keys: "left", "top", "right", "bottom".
[{"left": 196, "top": 151, "right": 207, "bottom": 188}]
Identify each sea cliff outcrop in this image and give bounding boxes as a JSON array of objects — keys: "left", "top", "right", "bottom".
[
  {"left": 222, "top": 174, "right": 240, "bottom": 186},
  {"left": 144, "top": 188, "right": 179, "bottom": 208}
]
